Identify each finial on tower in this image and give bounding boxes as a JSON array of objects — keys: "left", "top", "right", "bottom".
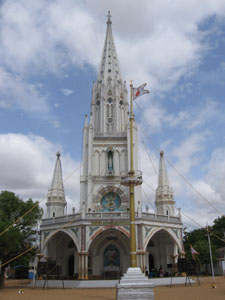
[
  {"left": 160, "top": 150, "right": 164, "bottom": 158},
  {"left": 107, "top": 10, "right": 112, "bottom": 25},
  {"left": 56, "top": 151, "right": 61, "bottom": 158}
]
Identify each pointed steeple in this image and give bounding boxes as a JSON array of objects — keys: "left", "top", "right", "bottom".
[
  {"left": 46, "top": 152, "right": 66, "bottom": 218},
  {"left": 91, "top": 12, "right": 129, "bottom": 134},
  {"left": 158, "top": 151, "right": 169, "bottom": 187},
  {"left": 97, "top": 11, "right": 123, "bottom": 85},
  {"left": 155, "top": 151, "right": 175, "bottom": 216}
]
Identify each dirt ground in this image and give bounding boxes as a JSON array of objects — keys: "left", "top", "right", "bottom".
[{"left": 0, "top": 277, "right": 224, "bottom": 300}]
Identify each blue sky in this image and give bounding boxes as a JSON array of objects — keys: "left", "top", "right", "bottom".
[{"left": 0, "top": 0, "right": 225, "bottom": 229}]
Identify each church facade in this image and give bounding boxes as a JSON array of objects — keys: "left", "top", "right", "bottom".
[{"left": 39, "top": 13, "right": 183, "bottom": 280}]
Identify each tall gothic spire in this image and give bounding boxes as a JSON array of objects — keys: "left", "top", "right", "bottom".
[
  {"left": 97, "top": 11, "right": 123, "bottom": 85},
  {"left": 46, "top": 152, "right": 66, "bottom": 218},
  {"left": 91, "top": 11, "right": 129, "bottom": 134},
  {"left": 155, "top": 151, "right": 175, "bottom": 216}
]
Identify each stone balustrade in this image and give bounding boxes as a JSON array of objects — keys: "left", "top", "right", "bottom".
[{"left": 41, "top": 211, "right": 181, "bottom": 226}]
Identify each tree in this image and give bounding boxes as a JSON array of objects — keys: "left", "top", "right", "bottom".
[
  {"left": 0, "top": 191, "right": 43, "bottom": 287},
  {"left": 183, "top": 227, "right": 216, "bottom": 272},
  {"left": 211, "top": 216, "right": 225, "bottom": 249}
]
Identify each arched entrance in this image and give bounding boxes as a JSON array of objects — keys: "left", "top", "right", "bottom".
[
  {"left": 88, "top": 228, "right": 129, "bottom": 279},
  {"left": 146, "top": 229, "right": 179, "bottom": 277},
  {"left": 45, "top": 231, "right": 78, "bottom": 278}
]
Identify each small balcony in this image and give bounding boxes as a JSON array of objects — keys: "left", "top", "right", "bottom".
[{"left": 120, "top": 170, "right": 143, "bottom": 186}]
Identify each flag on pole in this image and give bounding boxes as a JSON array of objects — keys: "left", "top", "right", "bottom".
[
  {"left": 190, "top": 245, "right": 199, "bottom": 259},
  {"left": 132, "top": 83, "right": 149, "bottom": 100}
]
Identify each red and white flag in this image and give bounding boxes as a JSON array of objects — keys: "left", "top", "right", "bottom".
[
  {"left": 132, "top": 83, "right": 149, "bottom": 100},
  {"left": 190, "top": 245, "right": 199, "bottom": 258}
]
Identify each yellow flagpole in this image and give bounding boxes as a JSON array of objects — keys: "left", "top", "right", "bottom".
[{"left": 129, "top": 80, "right": 137, "bottom": 267}]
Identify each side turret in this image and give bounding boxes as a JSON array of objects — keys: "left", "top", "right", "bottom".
[
  {"left": 155, "top": 151, "right": 175, "bottom": 216},
  {"left": 46, "top": 152, "right": 66, "bottom": 218}
]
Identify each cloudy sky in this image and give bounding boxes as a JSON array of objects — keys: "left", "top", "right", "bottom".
[{"left": 0, "top": 0, "right": 225, "bottom": 229}]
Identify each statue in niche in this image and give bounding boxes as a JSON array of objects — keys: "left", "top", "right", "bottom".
[
  {"left": 108, "top": 150, "right": 113, "bottom": 170},
  {"left": 104, "top": 244, "right": 120, "bottom": 267}
]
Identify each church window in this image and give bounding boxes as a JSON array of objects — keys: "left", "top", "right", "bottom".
[
  {"left": 110, "top": 105, "right": 113, "bottom": 117},
  {"left": 101, "top": 192, "right": 121, "bottom": 212},
  {"left": 119, "top": 100, "right": 123, "bottom": 106},
  {"left": 96, "top": 100, "right": 100, "bottom": 106},
  {"left": 107, "top": 105, "right": 110, "bottom": 117},
  {"left": 108, "top": 69, "right": 111, "bottom": 73},
  {"left": 53, "top": 212, "right": 55, "bottom": 218},
  {"left": 108, "top": 149, "right": 113, "bottom": 170},
  {"left": 108, "top": 55, "right": 111, "bottom": 58},
  {"left": 107, "top": 117, "right": 113, "bottom": 123},
  {"left": 108, "top": 97, "right": 113, "bottom": 103}
]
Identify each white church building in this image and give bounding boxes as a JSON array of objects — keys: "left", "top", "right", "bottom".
[{"left": 39, "top": 13, "right": 183, "bottom": 280}]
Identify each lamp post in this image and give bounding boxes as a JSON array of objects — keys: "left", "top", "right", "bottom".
[
  {"left": 121, "top": 80, "right": 142, "bottom": 267},
  {"left": 118, "top": 81, "right": 153, "bottom": 299}
]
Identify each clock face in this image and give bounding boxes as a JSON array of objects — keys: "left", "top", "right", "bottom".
[{"left": 101, "top": 192, "right": 121, "bottom": 211}]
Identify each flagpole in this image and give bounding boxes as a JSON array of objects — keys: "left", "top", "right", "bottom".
[
  {"left": 206, "top": 222, "right": 215, "bottom": 284},
  {"left": 129, "top": 80, "right": 137, "bottom": 268}
]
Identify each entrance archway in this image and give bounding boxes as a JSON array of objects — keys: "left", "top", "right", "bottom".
[
  {"left": 146, "top": 229, "right": 179, "bottom": 276},
  {"left": 45, "top": 231, "right": 78, "bottom": 278},
  {"left": 88, "top": 228, "right": 129, "bottom": 279}
]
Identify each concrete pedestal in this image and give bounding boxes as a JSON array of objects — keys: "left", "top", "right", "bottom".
[{"left": 116, "top": 267, "right": 154, "bottom": 300}]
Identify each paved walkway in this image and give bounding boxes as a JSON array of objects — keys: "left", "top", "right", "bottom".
[{"left": 32, "top": 277, "right": 195, "bottom": 289}]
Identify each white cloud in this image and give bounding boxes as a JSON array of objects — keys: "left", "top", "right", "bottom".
[
  {"left": 0, "top": 68, "right": 49, "bottom": 113},
  {"left": 172, "top": 132, "right": 209, "bottom": 176},
  {"left": 0, "top": 133, "right": 80, "bottom": 211},
  {"left": 61, "top": 88, "right": 74, "bottom": 96},
  {"left": 0, "top": 0, "right": 224, "bottom": 117},
  {"left": 0, "top": 0, "right": 224, "bottom": 91},
  {"left": 139, "top": 98, "right": 221, "bottom": 137}
]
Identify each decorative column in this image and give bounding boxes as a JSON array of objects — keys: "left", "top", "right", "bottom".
[{"left": 78, "top": 225, "right": 88, "bottom": 280}]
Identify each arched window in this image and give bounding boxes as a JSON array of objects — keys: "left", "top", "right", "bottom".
[
  {"left": 110, "top": 105, "right": 113, "bottom": 117},
  {"left": 108, "top": 150, "right": 113, "bottom": 170}
]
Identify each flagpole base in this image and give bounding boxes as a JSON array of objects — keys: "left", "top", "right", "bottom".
[{"left": 116, "top": 267, "right": 154, "bottom": 300}]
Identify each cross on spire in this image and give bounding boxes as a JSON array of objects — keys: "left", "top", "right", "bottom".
[{"left": 107, "top": 10, "right": 112, "bottom": 25}]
